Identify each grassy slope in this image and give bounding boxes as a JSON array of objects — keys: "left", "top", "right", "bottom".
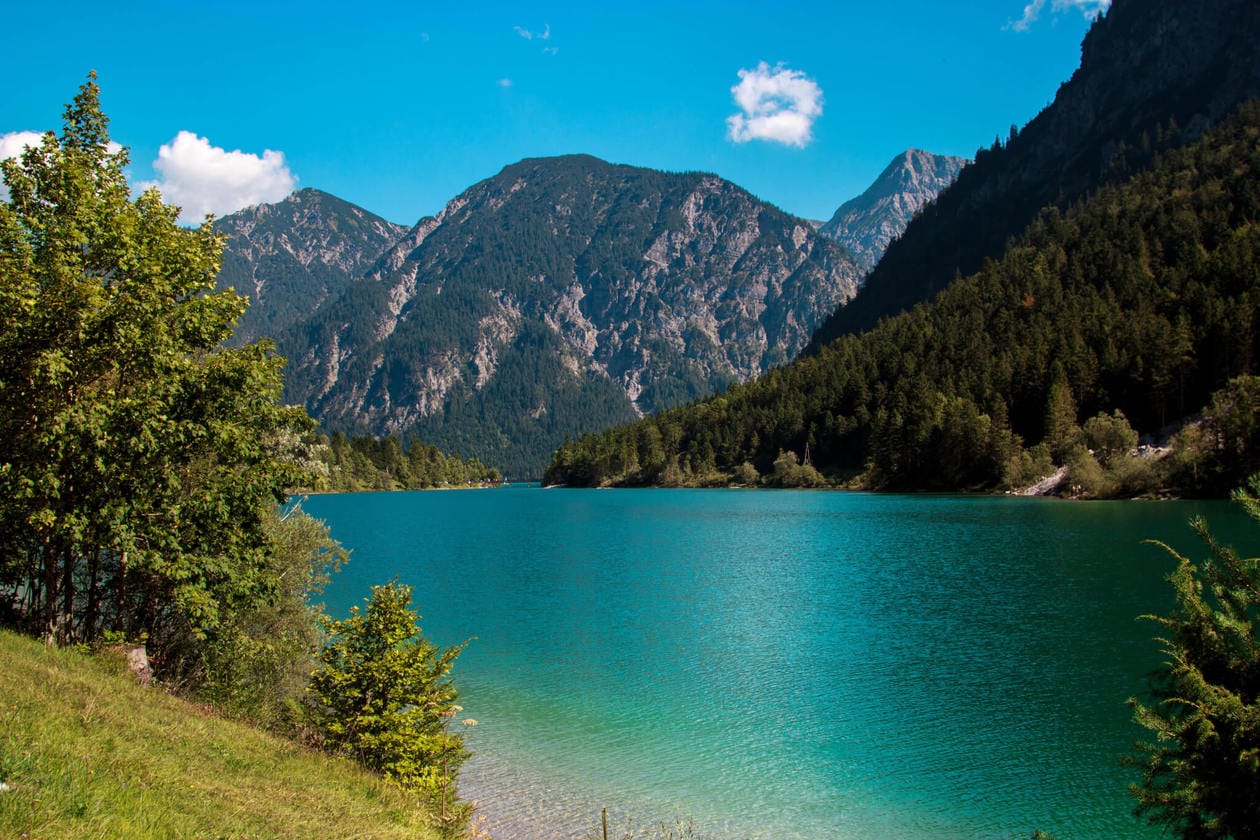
[{"left": 0, "top": 629, "right": 443, "bottom": 839}]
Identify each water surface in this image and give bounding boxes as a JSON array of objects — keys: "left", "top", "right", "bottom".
[{"left": 305, "top": 488, "right": 1253, "bottom": 839}]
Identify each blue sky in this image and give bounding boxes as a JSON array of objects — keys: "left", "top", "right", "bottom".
[{"left": 1, "top": 0, "right": 1106, "bottom": 226}]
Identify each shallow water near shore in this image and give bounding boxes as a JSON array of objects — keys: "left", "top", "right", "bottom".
[{"left": 306, "top": 488, "right": 1254, "bottom": 839}]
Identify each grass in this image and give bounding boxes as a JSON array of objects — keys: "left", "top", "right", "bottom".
[{"left": 0, "top": 628, "right": 446, "bottom": 839}]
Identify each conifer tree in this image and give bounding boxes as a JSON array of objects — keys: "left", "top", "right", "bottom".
[
  {"left": 309, "top": 582, "right": 468, "bottom": 829},
  {"left": 1128, "top": 475, "right": 1260, "bottom": 838}
]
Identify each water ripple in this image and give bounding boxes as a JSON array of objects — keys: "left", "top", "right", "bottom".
[{"left": 304, "top": 489, "right": 1256, "bottom": 840}]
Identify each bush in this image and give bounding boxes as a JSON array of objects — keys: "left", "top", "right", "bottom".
[{"left": 201, "top": 504, "right": 346, "bottom": 732}]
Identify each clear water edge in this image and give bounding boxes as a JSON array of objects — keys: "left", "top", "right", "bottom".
[{"left": 303, "top": 488, "right": 1254, "bottom": 840}]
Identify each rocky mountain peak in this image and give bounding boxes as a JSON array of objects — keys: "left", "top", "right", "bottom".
[
  {"left": 819, "top": 149, "right": 967, "bottom": 272},
  {"left": 215, "top": 189, "right": 408, "bottom": 345}
]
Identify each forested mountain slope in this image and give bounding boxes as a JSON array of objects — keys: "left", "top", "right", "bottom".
[
  {"left": 807, "top": 0, "right": 1260, "bottom": 350},
  {"left": 280, "top": 154, "right": 862, "bottom": 477},
  {"left": 214, "top": 189, "right": 406, "bottom": 345},
  {"left": 545, "top": 106, "right": 1260, "bottom": 493}
]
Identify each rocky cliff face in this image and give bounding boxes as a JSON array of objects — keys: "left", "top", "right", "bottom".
[
  {"left": 807, "top": 0, "right": 1260, "bottom": 349},
  {"left": 279, "top": 155, "right": 863, "bottom": 476},
  {"left": 819, "top": 150, "right": 966, "bottom": 272},
  {"left": 214, "top": 189, "right": 407, "bottom": 345}
]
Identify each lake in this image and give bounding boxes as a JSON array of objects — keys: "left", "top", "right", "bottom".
[{"left": 303, "top": 488, "right": 1255, "bottom": 839}]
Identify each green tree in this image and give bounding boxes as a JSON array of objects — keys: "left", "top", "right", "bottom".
[
  {"left": 1127, "top": 475, "right": 1260, "bottom": 838},
  {"left": 1044, "top": 367, "right": 1080, "bottom": 462},
  {"left": 771, "top": 450, "right": 826, "bottom": 488},
  {"left": 309, "top": 582, "right": 468, "bottom": 828},
  {"left": 734, "top": 461, "right": 761, "bottom": 486},
  {"left": 200, "top": 502, "right": 347, "bottom": 731},
  {"left": 1081, "top": 409, "right": 1139, "bottom": 467},
  {"left": 0, "top": 74, "right": 310, "bottom": 676}
]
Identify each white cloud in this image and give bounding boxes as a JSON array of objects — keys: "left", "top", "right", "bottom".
[
  {"left": 140, "top": 131, "right": 296, "bottom": 221},
  {"left": 1008, "top": 0, "right": 1109, "bottom": 31},
  {"left": 1008, "top": 0, "right": 1045, "bottom": 31},
  {"left": 0, "top": 130, "right": 46, "bottom": 162},
  {"left": 514, "top": 23, "right": 550, "bottom": 40},
  {"left": 0, "top": 131, "right": 47, "bottom": 201},
  {"left": 1057, "top": 0, "right": 1110, "bottom": 17},
  {"left": 725, "top": 62, "right": 823, "bottom": 148},
  {"left": 497, "top": 78, "right": 513, "bottom": 88}
]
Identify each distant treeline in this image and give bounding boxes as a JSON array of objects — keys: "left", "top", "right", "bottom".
[
  {"left": 545, "top": 105, "right": 1260, "bottom": 496},
  {"left": 299, "top": 431, "right": 503, "bottom": 492}
]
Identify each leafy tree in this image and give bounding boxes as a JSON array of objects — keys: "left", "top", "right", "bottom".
[
  {"left": 0, "top": 74, "right": 310, "bottom": 679},
  {"left": 1127, "top": 475, "right": 1260, "bottom": 837},
  {"left": 1081, "top": 410, "right": 1139, "bottom": 466},
  {"left": 734, "top": 461, "right": 760, "bottom": 487},
  {"left": 309, "top": 583, "right": 468, "bottom": 828},
  {"left": 200, "top": 502, "right": 347, "bottom": 731},
  {"left": 770, "top": 450, "right": 826, "bottom": 488}
]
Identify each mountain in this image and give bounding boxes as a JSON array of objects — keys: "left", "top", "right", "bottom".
[
  {"left": 279, "top": 155, "right": 863, "bottom": 477},
  {"left": 214, "top": 189, "right": 407, "bottom": 345},
  {"left": 807, "top": 0, "right": 1260, "bottom": 350},
  {"left": 545, "top": 105, "right": 1260, "bottom": 492},
  {"left": 818, "top": 149, "right": 967, "bottom": 272}
]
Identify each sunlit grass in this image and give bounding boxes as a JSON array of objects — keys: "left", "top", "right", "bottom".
[{"left": 0, "top": 629, "right": 443, "bottom": 839}]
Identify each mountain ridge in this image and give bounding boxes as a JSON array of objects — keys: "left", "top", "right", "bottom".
[{"left": 276, "top": 154, "right": 864, "bottom": 476}]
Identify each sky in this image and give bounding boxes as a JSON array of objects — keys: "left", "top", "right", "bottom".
[{"left": 0, "top": 0, "right": 1108, "bottom": 227}]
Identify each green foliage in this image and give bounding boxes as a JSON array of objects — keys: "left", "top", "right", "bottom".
[
  {"left": 1081, "top": 410, "right": 1139, "bottom": 466},
  {"left": 547, "top": 105, "right": 1260, "bottom": 495},
  {"left": 733, "top": 461, "right": 761, "bottom": 487},
  {"left": 770, "top": 450, "right": 826, "bottom": 488},
  {"left": 1002, "top": 443, "right": 1057, "bottom": 491},
  {"left": 304, "top": 430, "right": 502, "bottom": 492},
  {"left": 1171, "top": 376, "right": 1260, "bottom": 495},
  {"left": 1066, "top": 446, "right": 1113, "bottom": 498},
  {"left": 200, "top": 503, "right": 347, "bottom": 731},
  {"left": 0, "top": 76, "right": 311, "bottom": 682},
  {"left": 1127, "top": 475, "right": 1260, "bottom": 837},
  {"left": 309, "top": 583, "right": 468, "bottom": 829},
  {"left": 1044, "top": 369, "right": 1081, "bottom": 462}
]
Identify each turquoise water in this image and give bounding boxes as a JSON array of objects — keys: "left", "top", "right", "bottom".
[{"left": 304, "top": 488, "right": 1254, "bottom": 839}]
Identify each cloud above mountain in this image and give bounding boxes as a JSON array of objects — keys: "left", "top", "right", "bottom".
[
  {"left": 140, "top": 131, "right": 296, "bottom": 222},
  {"left": 1009, "top": 0, "right": 1111, "bottom": 32},
  {"left": 726, "top": 62, "right": 823, "bottom": 148}
]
